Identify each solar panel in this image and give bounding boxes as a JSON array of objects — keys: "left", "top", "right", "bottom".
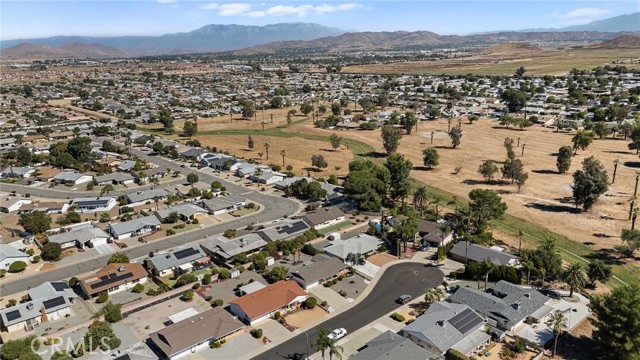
[
  {"left": 278, "top": 221, "right": 308, "bottom": 235},
  {"left": 90, "top": 272, "right": 134, "bottom": 290},
  {"left": 174, "top": 247, "right": 200, "bottom": 260},
  {"left": 52, "top": 282, "right": 70, "bottom": 292},
  {"left": 449, "top": 308, "right": 484, "bottom": 334},
  {"left": 43, "top": 296, "right": 66, "bottom": 310},
  {"left": 5, "top": 310, "right": 21, "bottom": 322}
]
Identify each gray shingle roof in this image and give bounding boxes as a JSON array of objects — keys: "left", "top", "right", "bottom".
[
  {"left": 156, "top": 202, "right": 208, "bottom": 219},
  {"left": 199, "top": 234, "right": 267, "bottom": 260},
  {"left": 351, "top": 330, "right": 440, "bottom": 360},
  {"left": 143, "top": 245, "right": 206, "bottom": 273},
  {"left": 323, "top": 233, "right": 381, "bottom": 260},
  {"left": 125, "top": 188, "right": 168, "bottom": 204},
  {"left": 290, "top": 254, "right": 348, "bottom": 287},
  {"left": 448, "top": 281, "right": 550, "bottom": 330},
  {"left": 449, "top": 241, "right": 518, "bottom": 266},
  {"left": 199, "top": 195, "right": 245, "bottom": 213},
  {"left": 94, "top": 172, "right": 134, "bottom": 183},
  {"left": 53, "top": 172, "right": 86, "bottom": 181},
  {"left": 0, "top": 244, "right": 29, "bottom": 262},
  {"left": 256, "top": 219, "right": 310, "bottom": 242},
  {"left": 108, "top": 215, "right": 161, "bottom": 236},
  {"left": 47, "top": 226, "right": 110, "bottom": 245}
]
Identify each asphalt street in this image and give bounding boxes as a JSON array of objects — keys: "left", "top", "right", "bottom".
[
  {"left": 0, "top": 143, "right": 300, "bottom": 295},
  {"left": 254, "top": 263, "right": 444, "bottom": 360}
]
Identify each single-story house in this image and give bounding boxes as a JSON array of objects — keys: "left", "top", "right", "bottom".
[
  {"left": 0, "top": 244, "right": 30, "bottom": 271},
  {"left": 1, "top": 166, "right": 35, "bottom": 179},
  {"left": 174, "top": 182, "right": 210, "bottom": 198},
  {"left": 323, "top": 233, "right": 382, "bottom": 264},
  {"left": 155, "top": 203, "right": 208, "bottom": 221},
  {"left": 0, "top": 196, "right": 32, "bottom": 213},
  {"left": 402, "top": 302, "right": 490, "bottom": 357},
  {"left": 448, "top": 281, "right": 551, "bottom": 331},
  {"left": 238, "top": 281, "right": 267, "bottom": 296},
  {"left": 53, "top": 172, "right": 94, "bottom": 185},
  {"left": 351, "top": 330, "right": 439, "bottom": 360},
  {"left": 33, "top": 167, "right": 63, "bottom": 182},
  {"left": 418, "top": 220, "right": 454, "bottom": 248},
  {"left": 449, "top": 242, "right": 519, "bottom": 266},
  {"left": 198, "top": 195, "right": 246, "bottom": 215},
  {"left": 301, "top": 206, "right": 346, "bottom": 230},
  {"left": 229, "top": 280, "right": 308, "bottom": 326},
  {"left": 71, "top": 197, "right": 117, "bottom": 213},
  {"left": 125, "top": 188, "right": 169, "bottom": 207},
  {"left": 93, "top": 172, "right": 135, "bottom": 186},
  {"left": 290, "top": 254, "right": 349, "bottom": 290},
  {"left": 236, "top": 163, "right": 262, "bottom": 177},
  {"left": 0, "top": 285, "right": 75, "bottom": 333},
  {"left": 18, "top": 201, "right": 69, "bottom": 214},
  {"left": 143, "top": 245, "right": 207, "bottom": 277},
  {"left": 79, "top": 263, "right": 148, "bottom": 298},
  {"left": 133, "top": 168, "right": 167, "bottom": 184},
  {"left": 148, "top": 307, "right": 244, "bottom": 359},
  {"left": 117, "top": 160, "right": 137, "bottom": 171},
  {"left": 47, "top": 223, "right": 111, "bottom": 249},
  {"left": 28, "top": 281, "right": 78, "bottom": 303},
  {"left": 108, "top": 215, "right": 161, "bottom": 239},
  {"left": 200, "top": 234, "right": 267, "bottom": 262},
  {"left": 256, "top": 219, "right": 310, "bottom": 242},
  {"left": 249, "top": 170, "right": 285, "bottom": 185}
]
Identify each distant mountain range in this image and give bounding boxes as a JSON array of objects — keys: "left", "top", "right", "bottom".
[
  {"left": 0, "top": 23, "right": 346, "bottom": 57},
  {"left": 1, "top": 13, "right": 638, "bottom": 59}
]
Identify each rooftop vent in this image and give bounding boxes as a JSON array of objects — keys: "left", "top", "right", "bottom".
[
  {"left": 26, "top": 303, "right": 34, "bottom": 310},
  {"left": 118, "top": 266, "right": 126, "bottom": 272}
]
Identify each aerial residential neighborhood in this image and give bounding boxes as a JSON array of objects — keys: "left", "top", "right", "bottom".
[{"left": 0, "top": 2, "right": 639, "bottom": 360}]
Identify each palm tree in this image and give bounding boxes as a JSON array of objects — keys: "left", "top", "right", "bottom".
[
  {"left": 546, "top": 310, "right": 568, "bottom": 357},
  {"left": 100, "top": 184, "right": 115, "bottom": 197},
  {"left": 521, "top": 260, "right": 535, "bottom": 285},
  {"left": 424, "top": 287, "right": 446, "bottom": 305},
  {"left": 312, "top": 328, "right": 331, "bottom": 359},
  {"left": 612, "top": 158, "right": 620, "bottom": 184},
  {"left": 280, "top": 149, "right": 286, "bottom": 167},
  {"left": 327, "top": 338, "right": 344, "bottom": 360},
  {"left": 153, "top": 196, "right": 161, "bottom": 211},
  {"left": 629, "top": 195, "right": 637, "bottom": 220},
  {"left": 633, "top": 207, "right": 640, "bottom": 230},
  {"left": 413, "top": 186, "right": 428, "bottom": 216},
  {"left": 518, "top": 230, "right": 524, "bottom": 254},
  {"left": 561, "top": 263, "right": 586, "bottom": 297},
  {"left": 429, "top": 194, "right": 444, "bottom": 221},
  {"left": 264, "top": 143, "right": 270, "bottom": 160},
  {"left": 150, "top": 177, "right": 160, "bottom": 189},
  {"left": 481, "top": 259, "right": 494, "bottom": 290}
]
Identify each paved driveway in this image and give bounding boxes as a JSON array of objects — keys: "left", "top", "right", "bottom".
[
  {"left": 254, "top": 262, "right": 444, "bottom": 360},
  {"left": 94, "top": 243, "right": 115, "bottom": 255}
]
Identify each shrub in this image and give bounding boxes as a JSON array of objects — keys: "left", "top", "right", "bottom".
[
  {"left": 32, "top": 255, "right": 41, "bottom": 263},
  {"left": 98, "top": 301, "right": 123, "bottom": 323},
  {"left": 202, "top": 273, "right": 212, "bottom": 285},
  {"left": 7, "top": 299, "right": 17, "bottom": 307},
  {"left": 41, "top": 242, "right": 62, "bottom": 261},
  {"left": 26, "top": 249, "right": 35, "bottom": 256},
  {"left": 219, "top": 268, "right": 231, "bottom": 279},
  {"left": 236, "top": 265, "right": 245, "bottom": 273},
  {"left": 96, "top": 291, "right": 109, "bottom": 304},
  {"left": 303, "top": 297, "right": 317, "bottom": 309},
  {"left": 223, "top": 229, "right": 237, "bottom": 238},
  {"left": 166, "top": 229, "right": 176, "bottom": 236},
  {"left": 513, "top": 338, "right": 526, "bottom": 353},
  {"left": 250, "top": 329, "right": 263, "bottom": 338},
  {"left": 390, "top": 312, "right": 405, "bottom": 322},
  {"left": 210, "top": 341, "right": 221, "bottom": 349},
  {"left": 405, "top": 319, "right": 415, "bottom": 325},
  {"left": 0, "top": 269, "right": 6, "bottom": 278},
  {"left": 205, "top": 295, "right": 213, "bottom": 302},
  {"left": 192, "top": 218, "right": 199, "bottom": 224},
  {"left": 213, "top": 299, "right": 224, "bottom": 307},
  {"left": 175, "top": 273, "right": 198, "bottom": 287},
  {"left": 446, "top": 349, "right": 469, "bottom": 360},
  {"left": 182, "top": 290, "right": 194, "bottom": 301},
  {"left": 302, "top": 244, "right": 320, "bottom": 256},
  {"left": 131, "top": 284, "right": 145, "bottom": 293},
  {"left": 321, "top": 300, "right": 328, "bottom": 307},
  {"left": 8, "top": 261, "right": 27, "bottom": 273},
  {"left": 338, "top": 290, "right": 347, "bottom": 297},
  {"left": 68, "top": 277, "right": 78, "bottom": 287},
  {"left": 192, "top": 283, "right": 200, "bottom": 290},
  {"left": 274, "top": 311, "right": 282, "bottom": 320},
  {"left": 246, "top": 202, "right": 256, "bottom": 209}
]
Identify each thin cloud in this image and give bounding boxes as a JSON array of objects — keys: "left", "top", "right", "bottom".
[
  {"left": 156, "top": 0, "right": 176, "bottom": 4},
  {"left": 266, "top": 3, "right": 362, "bottom": 17},
  {"left": 245, "top": 11, "right": 266, "bottom": 18},
  {"left": 557, "top": 7, "right": 610, "bottom": 19},
  {"left": 218, "top": 3, "right": 252, "bottom": 16},
  {"left": 199, "top": 3, "right": 219, "bottom": 10}
]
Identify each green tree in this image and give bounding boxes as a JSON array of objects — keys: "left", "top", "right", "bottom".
[
  {"left": 107, "top": 252, "right": 129, "bottom": 264},
  {"left": 344, "top": 159, "right": 390, "bottom": 211},
  {"left": 478, "top": 160, "right": 499, "bottom": 183},
  {"left": 16, "top": 146, "right": 33, "bottom": 166},
  {"left": 19, "top": 211, "right": 51, "bottom": 235},
  {"left": 413, "top": 186, "right": 429, "bottom": 215},
  {"left": 515, "top": 66, "right": 526, "bottom": 78},
  {"left": 82, "top": 320, "right": 121, "bottom": 353},
  {"left": 247, "top": 135, "right": 254, "bottom": 150},
  {"left": 312, "top": 328, "right": 331, "bottom": 359},
  {"left": 51, "top": 351, "right": 73, "bottom": 360},
  {"left": 424, "top": 287, "right": 446, "bottom": 304},
  {"left": 264, "top": 143, "right": 270, "bottom": 160},
  {"left": 394, "top": 215, "right": 419, "bottom": 254},
  {"left": 617, "top": 228, "right": 640, "bottom": 257},
  {"left": 422, "top": 147, "right": 439, "bottom": 169},
  {"left": 403, "top": 111, "right": 417, "bottom": 135},
  {"left": 501, "top": 89, "right": 528, "bottom": 112},
  {"left": 572, "top": 156, "right": 609, "bottom": 211},
  {"left": 556, "top": 145, "right": 573, "bottom": 174},
  {"left": 183, "top": 121, "right": 197, "bottom": 137},
  {"left": 586, "top": 260, "right": 612, "bottom": 288},
  {"left": 572, "top": 129, "right": 595, "bottom": 155},
  {"left": 591, "top": 285, "right": 640, "bottom": 360},
  {"left": 96, "top": 301, "right": 123, "bottom": 323},
  {"left": 100, "top": 184, "right": 115, "bottom": 197},
  {"left": 628, "top": 126, "right": 640, "bottom": 154},
  {"left": 57, "top": 211, "right": 81, "bottom": 226},
  {"left": 381, "top": 125, "right": 403, "bottom": 154},
  {"left": 545, "top": 310, "right": 568, "bottom": 358},
  {"left": 331, "top": 102, "right": 341, "bottom": 115},
  {"left": 329, "top": 133, "right": 342, "bottom": 151},
  {"left": 0, "top": 335, "right": 42, "bottom": 360},
  {"left": 311, "top": 154, "right": 328, "bottom": 171},
  {"left": 158, "top": 105, "right": 173, "bottom": 132},
  {"left": 385, "top": 153, "right": 413, "bottom": 202},
  {"left": 449, "top": 126, "right": 462, "bottom": 149},
  {"left": 187, "top": 172, "right": 199, "bottom": 185},
  {"left": 501, "top": 158, "right": 524, "bottom": 184},
  {"left": 468, "top": 189, "right": 507, "bottom": 232},
  {"left": 41, "top": 242, "right": 62, "bottom": 261},
  {"left": 266, "top": 265, "right": 289, "bottom": 283},
  {"left": 300, "top": 100, "right": 314, "bottom": 116},
  {"left": 561, "top": 263, "right": 586, "bottom": 297}
]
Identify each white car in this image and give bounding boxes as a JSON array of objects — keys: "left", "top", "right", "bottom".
[{"left": 328, "top": 328, "right": 347, "bottom": 340}]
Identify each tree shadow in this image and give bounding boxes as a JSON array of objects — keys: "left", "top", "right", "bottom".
[
  {"left": 363, "top": 151, "right": 386, "bottom": 158},
  {"left": 532, "top": 169, "right": 558, "bottom": 174},
  {"left": 604, "top": 150, "right": 634, "bottom": 155},
  {"left": 432, "top": 145, "right": 451, "bottom": 149},
  {"left": 623, "top": 161, "right": 640, "bottom": 168},
  {"left": 494, "top": 189, "right": 512, "bottom": 195},
  {"left": 525, "top": 202, "right": 579, "bottom": 213},
  {"left": 462, "top": 179, "right": 509, "bottom": 186},
  {"left": 554, "top": 196, "right": 575, "bottom": 204},
  {"left": 490, "top": 126, "right": 526, "bottom": 131},
  {"left": 556, "top": 333, "right": 600, "bottom": 360},
  {"left": 584, "top": 248, "right": 625, "bottom": 266},
  {"left": 414, "top": 166, "right": 435, "bottom": 171}
]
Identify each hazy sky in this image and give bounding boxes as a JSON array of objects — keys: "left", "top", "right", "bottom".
[{"left": 1, "top": 1, "right": 637, "bottom": 40}]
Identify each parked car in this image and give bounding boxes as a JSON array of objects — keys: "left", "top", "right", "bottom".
[
  {"left": 396, "top": 294, "right": 412, "bottom": 304},
  {"left": 328, "top": 328, "right": 347, "bottom": 340},
  {"left": 418, "top": 244, "right": 430, "bottom": 251}
]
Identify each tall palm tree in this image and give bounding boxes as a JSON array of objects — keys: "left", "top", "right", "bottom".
[
  {"left": 150, "top": 177, "right": 160, "bottom": 189},
  {"left": 413, "top": 186, "right": 428, "bottom": 216},
  {"left": 546, "top": 310, "right": 568, "bottom": 357},
  {"left": 429, "top": 194, "right": 445, "bottom": 221},
  {"left": 100, "top": 184, "right": 114, "bottom": 197},
  {"left": 521, "top": 260, "right": 535, "bottom": 285},
  {"left": 327, "top": 338, "right": 344, "bottom": 360},
  {"left": 312, "top": 328, "right": 331, "bottom": 359},
  {"left": 264, "top": 143, "right": 270, "bottom": 160},
  {"left": 629, "top": 195, "right": 637, "bottom": 220},
  {"left": 612, "top": 159, "right": 620, "bottom": 184},
  {"left": 561, "top": 263, "right": 586, "bottom": 297},
  {"left": 518, "top": 230, "right": 524, "bottom": 254},
  {"left": 153, "top": 196, "right": 161, "bottom": 211},
  {"left": 280, "top": 149, "right": 286, "bottom": 167},
  {"left": 481, "top": 259, "right": 494, "bottom": 290}
]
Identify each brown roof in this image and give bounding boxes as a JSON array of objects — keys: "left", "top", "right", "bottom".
[
  {"left": 230, "top": 281, "right": 307, "bottom": 320},
  {"left": 418, "top": 219, "right": 452, "bottom": 244},
  {"left": 149, "top": 307, "right": 244, "bottom": 357},
  {"left": 79, "top": 263, "right": 147, "bottom": 296},
  {"left": 301, "top": 206, "right": 345, "bottom": 227}
]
